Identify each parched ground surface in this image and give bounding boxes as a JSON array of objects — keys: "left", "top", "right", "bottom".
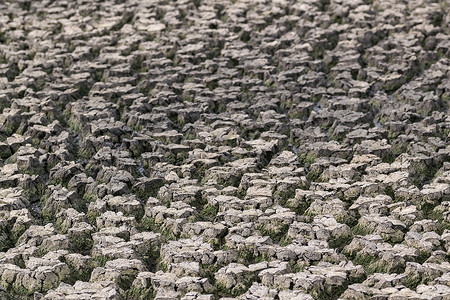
[{"left": 0, "top": 0, "right": 449, "bottom": 299}]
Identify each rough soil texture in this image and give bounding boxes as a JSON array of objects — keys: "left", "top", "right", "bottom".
[{"left": 0, "top": 0, "right": 449, "bottom": 299}]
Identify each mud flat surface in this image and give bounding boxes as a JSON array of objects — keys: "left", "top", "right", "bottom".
[{"left": 0, "top": 0, "right": 449, "bottom": 299}]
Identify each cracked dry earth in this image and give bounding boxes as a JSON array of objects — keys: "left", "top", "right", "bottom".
[{"left": 0, "top": 0, "right": 449, "bottom": 300}]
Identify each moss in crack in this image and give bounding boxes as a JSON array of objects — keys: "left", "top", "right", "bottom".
[
  {"left": 384, "top": 186, "right": 395, "bottom": 200},
  {"left": 209, "top": 230, "right": 228, "bottom": 251},
  {"left": 78, "top": 147, "right": 96, "bottom": 159},
  {"left": 257, "top": 222, "right": 289, "bottom": 244},
  {"left": 123, "top": 286, "right": 154, "bottom": 300},
  {"left": 9, "top": 224, "right": 28, "bottom": 246},
  {"left": 10, "top": 285, "right": 33, "bottom": 297},
  {"left": 405, "top": 273, "right": 431, "bottom": 290},
  {"left": 285, "top": 197, "right": 312, "bottom": 215},
  {"left": 93, "top": 255, "right": 110, "bottom": 267},
  {"left": 69, "top": 233, "right": 93, "bottom": 254},
  {"left": 117, "top": 269, "right": 139, "bottom": 291},
  {"left": 439, "top": 221, "right": 450, "bottom": 234},
  {"left": 40, "top": 212, "right": 56, "bottom": 230},
  {"left": 132, "top": 179, "right": 164, "bottom": 200},
  {"left": 141, "top": 245, "right": 162, "bottom": 272},
  {"left": 214, "top": 272, "right": 260, "bottom": 298},
  {"left": 206, "top": 80, "right": 219, "bottom": 91},
  {"left": 22, "top": 176, "right": 47, "bottom": 202},
  {"left": 352, "top": 253, "right": 377, "bottom": 270},
  {"left": 254, "top": 253, "right": 272, "bottom": 264},
  {"left": 230, "top": 278, "right": 258, "bottom": 297},
  {"left": 236, "top": 187, "right": 246, "bottom": 199},
  {"left": 328, "top": 233, "right": 353, "bottom": 250},
  {"left": 184, "top": 132, "right": 197, "bottom": 140},
  {"left": 416, "top": 250, "right": 431, "bottom": 264},
  {"left": 190, "top": 193, "right": 207, "bottom": 210},
  {"left": 298, "top": 152, "right": 318, "bottom": 169},
  {"left": 411, "top": 162, "right": 440, "bottom": 189},
  {"left": 381, "top": 152, "right": 396, "bottom": 164},
  {"left": 391, "top": 143, "right": 407, "bottom": 158},
  {"left": 86, "top": 211, "right": 99, "bottom": 226},
  {"left": 67, "top": 117, "right": 83, "bottom": 133},
  {"left": 138, "top": 217, "right": 178, "bottom": 240},
  {"left": 273, "top": 188, "right": 296, "bottom": 206},
  {"left": 280, "top": 237, "right": 293, "bottom": 247},
  {"left": 351, "top": 224, "right": 374, "bottom": 237},
  {"left": 138, "top": 216, "right": 158, "bottom": 232},
  {"left": 50, "top": 174, "right": 75, "bottom": 189},
  {"left": 195, "top": 203, "right": 218, "bottom": 222},
  {"left": 380, "top": 230, "right": 404, "bottom": 245},
  {"left": 236, "top": 248, "right": 272, "bottom": 265},
  {"left": 302, "top": 210, "right": 317, "bottom": 220},
  {"left": 163, "top": 153, "right": 177, "bottom": 165},
  {"left": 312, "top": 46, "right": 324, "bottom": 60},
  {"left": 310, "top": 282, "right": 348, "bottom": 300},
  {"left": 344, "top": 248, "right": 404, "bottom": 275},
  {"left": 336, "top": 214, "right": 358, "bottom": 227},
  {"left": 288, "top": 260, "right": 306, "bottom": 273},
  {"left": 366, "top": 259, "right": 405, "bottom": 275},
  {"left": 0, "top": 32, "right": 8, "bottom": 45},
  {"left": 306, "top": 167, "right": 322, "bottom": 182},
  {"left": 237, "top": 248, "right": 255, "bottom": 264},
  {"left": 19, "top": 1, "right": 31, "bottom": 11},
  {"left": 62, "top": 258, "right": 95, "bottom": 284},
  {"left": 83, "top": 192, "right": 97, "bottom": 204},
  {"left": 2, "top": 119, "right": 21, "bottom": 135},
  {"left": 156, "top": 259, "right": 168, "bottom": 272},
  {"left": 0, "top": 227, "right": 15, "bottom": 252},
  {"left": 200, "top": 263, "right": 222, "bottom": 283},
  {"left": 214, "top": 282, "right": 230, "bottom": 299}
]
